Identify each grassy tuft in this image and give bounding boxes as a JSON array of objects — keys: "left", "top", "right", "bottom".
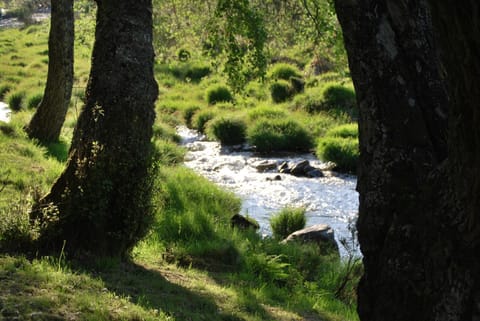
[
  {"left": 206, "top": 117, "right": 246, "bottom": 145},
  {"left": 270, "top": 207, "right": 307, "bottom": 240},
  {"left": 268, "top": 63, "right": 302, "bottom": 80},
  {"left": 205, "top": 84, "right": 234, "bottom": 105}
]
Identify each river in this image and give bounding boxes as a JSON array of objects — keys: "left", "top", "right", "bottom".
[{"left": 178, "top": 126, "right": 360, "bottom": 256}]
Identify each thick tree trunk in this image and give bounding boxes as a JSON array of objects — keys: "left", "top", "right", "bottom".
[
  {"left": 25, "top": 0, "right": 74, "bottom": 143},
  {"left": 335, "top": 0, "right": 480, "bottom": 319},
  {"left": 33, "top": 0, "right": 158, "bottom": 257}
]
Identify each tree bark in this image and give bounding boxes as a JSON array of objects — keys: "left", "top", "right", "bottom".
[
  {"left": 335, "top": 0, "right": 480, "bottom": 319},
  {"left": 33, "top": 0, "right": 158, "bottom": 257},
  {"left": 25, "top": 0, "right": 74, "bottom": 143}
]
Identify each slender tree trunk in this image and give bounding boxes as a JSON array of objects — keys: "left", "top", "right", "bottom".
[
  {"left": 25, "top": 0, "right": 74, "bottom": 143},
  {"left": 33, "top": 0, "right": 158, "bottom": 257}
]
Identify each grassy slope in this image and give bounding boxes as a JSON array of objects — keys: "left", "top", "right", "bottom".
[{"left": 0, "top": 21, "right": 359, "bottom": 321}]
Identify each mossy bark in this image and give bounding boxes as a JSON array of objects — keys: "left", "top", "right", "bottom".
[
  {"left": 33, "top": 0, "right": 158, "bottom": 258},
  {"left": 334, "top": 0, "right": 479, "bottom": 320},
  {"left": 25, "top": 0, "right": 74, "bottom": 143}
]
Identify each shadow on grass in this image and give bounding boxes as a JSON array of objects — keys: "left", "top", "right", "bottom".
[
  {"left": 44, "top": 140, "right": 68, "bottom": 162},
  {"left": 96, "top": 260, "right": 249, "bottom": 321}
]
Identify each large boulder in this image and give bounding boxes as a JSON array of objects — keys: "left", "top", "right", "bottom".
[{"left": 282, "top": 224, "right": 338, "bottom": 253}]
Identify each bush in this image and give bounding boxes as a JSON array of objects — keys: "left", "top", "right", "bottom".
[
  {"left": 321, "top": 83, "right": 356, "bottom": 111},
  {"left": 192, "top": 109, "right": 216, "bottom": 133},
  {"left": 270, "top": 80, "right": 293, "bottom": 103},
  {"left": 268, "top": 63, "right": 302, "bottom": 80},
  {"left": 205, "top": 85, "right": 233, "bottom": 105},
  {"left": 177, "top": 48, "right": 191, "bottom": 61},
  {"left": 26, "top": 92, "right": 43, "bottom": 109},
  {"left": 247, "top": 119, "right": 313, "bottom": 152},
  {"left": 207, "top": 117, "right": 246, "bottom": 145},
  {"left": 316, "top": 136, "right": 359, "bottom": 173},
  {"left": 270, "top": 207, "right": 306, "bottom": 240},
  {"left": 7, "top": 91, "right": 25, "bottom": 111}
]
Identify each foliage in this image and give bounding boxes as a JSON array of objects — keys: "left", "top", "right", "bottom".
[
  {"left": 321, "top": 83, "right": 356, "bottom": 111},
  {"left": 182, "top": 105, "right": 201, "bottom": 128},
  {"left": 207, "top": 0, "right": 268, "bottom": 91},
  {"left": 152, "top": 140, "right": 186, "bottom": 166},
  {"left": 207, "top": 116, "right": 246, "bottom": 145},
  {"left": 247, "top": 118, "right": 314, "bottom": 152},
  {"left": 268, "top": 63, "right": 302, "bottom": 80},
  {"left": 205, "top": 84, "right": 233, "bottom": 105},
  {"left": 270, "top": 207, "right": 307, "bottom": 240},
  {"left": 269, "top": 80, "right": 293, "bottom": 103},
  {"left": 152, "top": 122, "right": 181, "bottom": 143},
  {"left": 326, "top": 123, "right": 358, "bottom": 139}
]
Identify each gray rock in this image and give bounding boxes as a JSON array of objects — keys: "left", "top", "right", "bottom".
[
  {"left": 266, "top": 175, "right": 282, "bottom": 181},
  {"left": 231, "top": 214, "right": 259, "bottom": 230},
  {"left": 282, "top": 224, "right": 339, "bottom": 253},
  {"left": 253, "top": 160, "right": 277, "bottom": 172}
]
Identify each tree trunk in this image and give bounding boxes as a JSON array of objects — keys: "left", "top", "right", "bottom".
[
  {"left": 335, "top": 0, "right": 480, "bottom": 319},
  {"left": 33, "top": 0, "right": 158, "bottom": 258},
  {"left": 25, "top": 0, "right": 74, "bottom": 143}
]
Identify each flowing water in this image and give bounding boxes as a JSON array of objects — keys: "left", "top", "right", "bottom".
[
  {"left": 0, "top": 102, "right": 10, "bottom": 123},
  {"left": 178, "top": 126, "right": 360, "bottom": 256}
]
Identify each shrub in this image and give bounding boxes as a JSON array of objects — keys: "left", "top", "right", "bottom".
[
  {"left": 177, "top": 48, "right": 191, "bottom": 61},
  {"left": 7, "top": 91, "right": 25, "bottom": 111},
  {"left": 166, "top": 62, "right": 212, "bottom": 82},
  {"left": 205, "top": 85, "right": 233, "bottom": 105},
  {"left": 270, "top": 80, "right": 293, "bottom": 103},
  {"left": 182, "top": 105, "right": 201, "bottom": 128},
  {"left": 26, "top": 92, "right": 43, "bottom": 109},
  {"left": 0, "top": 83, "right": 12, "bottom": 99},
  {"left": 192, "top": 109, "right": 216, "bottom": 133},
  {"left": 247, "top": 106, "right": 287, "bottom": 121},
  {"left": 268, "top": 63, "right": 302, "bottom": 80},
  {"left": 247, "top": 118, "right": 313, "bottom": 152},
  {"left": 270, "top": 207, "right": 306, "bottom": 240},
  {"left": 207, "top": 117, "right": 246, "bottom": 145},
  {"left": 316, "top": 136, "right": 359, "bottom": 173},
  {"left": 321, "top": 83, "right": 356, "bottom": 111}
]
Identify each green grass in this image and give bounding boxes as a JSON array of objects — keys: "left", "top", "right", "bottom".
[
  {"left": 270, "top": 207, "right": 307, "bottom": 240},
  {"left": 0, "top": 19, "right": 360, "bottom": 321}
]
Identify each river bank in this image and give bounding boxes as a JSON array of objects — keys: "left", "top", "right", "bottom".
[{"left": 178, "top": 126, "right": 360, "bottom": 256}]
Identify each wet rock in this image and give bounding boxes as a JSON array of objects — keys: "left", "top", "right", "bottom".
[
  {"left": 266, "top": 175, "right": 282, "bottom": 181},
  {"left": 290, "top": 160, "right": 311, "bottom": 176},
  {"left": 231, "top": 214, "right": 259, "bottom": 230},
  {"left": 306, "top": 169, "right": 324, "bottom": 178},
  {"left": 282, "top": 224, "right": 339, "bottom": 253},
  {"left": 186, "top": 142, "right": 206, "bottom": 151},
  {"left": 278, "top": 161, "right": 291, "bottom": 174},
  {"left": 253, "top": 160, "right": 277, "bottom": 172}
]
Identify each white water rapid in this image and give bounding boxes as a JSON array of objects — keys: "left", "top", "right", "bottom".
[
  {"left": 178, "top": 126, "right": 360, "bottom": 256},
  {"left": 0, "top": 102, "right": 10, "bottom": 123}
]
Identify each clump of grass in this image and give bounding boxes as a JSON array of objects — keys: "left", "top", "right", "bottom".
[
  {"left": 182, "top": 105, "right": 201, "bottom": 128},
  {"left": 270, "top": 207, "right": 306, "bottom": 240},
  {"left": 247, "top": 118, "right": 314, "bottom": 153},
  {"left": 321, "top": 83, "right": 356, "bottom": 111},
  {"left": 153, "top": 122, "right": 181, "bottom": 143},
  {"left": 0, "top": 83, "right": 12, "bottom": 99},
  {"left": 207, "top": 117, "right": 246, "bottom": 145},
  {"left": 192, "top": 109, "right": 217, "bottom": 133},
  {"left": 270, "top": 80, "right": 293, "bottom": 103},
  {"left": 7, "top": 91, "right": 25, "bottom": 111},
  {"left": 26, "top": 92, "right": 43, "bottom": 109},
  {"left": 152, "top": 139, "right": 186, "bottom": 165},
  {"left": 247, "top": 105, "right": 287, "bottom": 121},
  {"left": 205, "top": 85, "right": 233, "bottom": 105},
  {"left": 268, "top": 63, "right": 302, "bottom": 80},
  {"left": 316, "top": 124, "right": 359, "bottom": 173}
]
